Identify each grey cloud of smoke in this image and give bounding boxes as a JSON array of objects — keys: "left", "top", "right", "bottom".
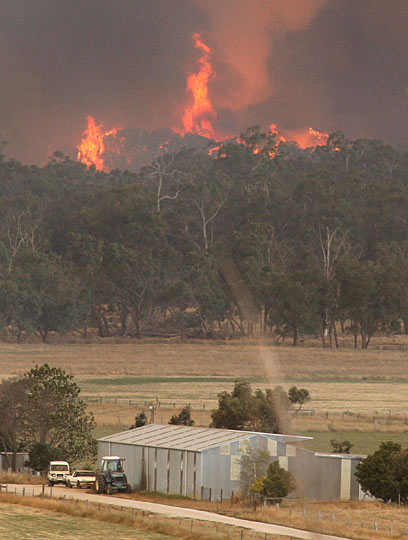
[
  {"left": 1, "top": 0, "right": 408, "bottom": 164},
  {"left": 195, "top": 0, "right": 328, "bottom": 110}
]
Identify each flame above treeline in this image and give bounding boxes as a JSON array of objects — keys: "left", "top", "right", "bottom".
[
  {"left": 77, "top": 116, "right": 118, "bottom": 170},
  {"left": 76, "top": 33, "right": 328, "bottom": 172},
  {"left": 179, "top": 33, "right": 216, "bottom": 139}
]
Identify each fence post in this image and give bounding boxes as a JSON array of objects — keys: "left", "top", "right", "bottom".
[
  {"left": 209, "top": 488, "right": 212, "bottom": 502},
  {"left": 220, "top": 488, "right": 223, "bottom": 502},
  {"left": 231, "top": 490, "right": 234, "bottom": 506},
  {"left": 22, "top": 487, "right": 25, "bottom": 497},
  {"left": 201, "top": 485, "right": 204, "bottom": 499},
  {"left": 41, "top": 484, "right": 44, "bottom": 497}
]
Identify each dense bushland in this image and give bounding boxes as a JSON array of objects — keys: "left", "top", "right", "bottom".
[{"left": 1, "top": 128, "right": 408, "bottom": 347}]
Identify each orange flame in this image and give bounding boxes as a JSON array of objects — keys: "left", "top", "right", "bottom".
[
  {"left": 209, "top": 123, "right": 328, "bottom": 160},
  {"left": 283, "top": 126, "right": 329, "bottom": 148},
  {"left": 181, "top": 33, "right": 217, "bottom": 138},
  {"left": 77, "top": 115, "right": 118, "bottom": 171}
]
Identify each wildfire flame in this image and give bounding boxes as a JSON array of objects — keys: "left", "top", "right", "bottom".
[
  {"left": 77, "top": 115, "right": 118, "bottom": 171},
  {"left": 76, "top": 35, "right": 329, "bottom": 169},
  {"left": 283, "top": 126, "right": 329, "bottom": 149},
  {"left": 181, "top": 33, "right": 217, "bottom": 139}
]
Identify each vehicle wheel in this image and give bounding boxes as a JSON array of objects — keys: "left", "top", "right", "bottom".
[
  {"left": 48, "top": 481, "right": 54, "bottom": 487},
  {"left": 77, "top": 481, "right": 81, "bottom": 489},
  {"left": 106, "top": 484, "right": 113, "bottom": 495},
  {"left": 67, "top": 481, "right": 72, "bottom": 488},
  {"left": 96, "top": 474, "right": 107, "bottom": 494},
  {"left": 126, "top": 484, "right": 132, "bottom": 493}
]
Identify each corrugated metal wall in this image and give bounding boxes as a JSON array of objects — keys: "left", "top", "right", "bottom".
[
  {"left": 98, "top": 441, "right": 201, "bottom": 495},
  {"left": 288, "top": 447, "right": 361, "bottom": 500},
  {"left": 200, "top": 434, "right": 293, "bottom": 501},
  {"left": 98, "top": 436, "right": 362, "bottom": 501}
]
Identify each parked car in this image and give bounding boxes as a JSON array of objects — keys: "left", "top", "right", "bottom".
[
  {"left": 66, "top": 470, "right": 96, "bottom": 489},
  {"left": 48, "top": 461, "right": 70, "bottom": 486}
]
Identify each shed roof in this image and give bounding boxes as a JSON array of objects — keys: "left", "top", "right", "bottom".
[{"left": 98, "top": 424, "right": 311, "bottom": 452}]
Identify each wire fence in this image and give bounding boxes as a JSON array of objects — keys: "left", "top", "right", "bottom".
[
  {"left": 83, "top": 395, "right": 408, "bottom": 427},
  {"left": 3, "top": 483, "right": 408, "bottom": 538},
  {"left": 0, "top": 485, "right": 302, "bottom": 540}
]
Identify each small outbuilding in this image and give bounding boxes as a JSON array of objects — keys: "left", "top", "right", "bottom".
[
  {"left": 98, "top": 424, "right": 363, "bottom": 501},
  {"left": 0, "top": 452, "right": 30, "bottom": 472}
]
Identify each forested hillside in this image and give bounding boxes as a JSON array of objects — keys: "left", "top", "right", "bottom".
[{"left": 1, "top": 128, "right": 407, "bottom": 347}]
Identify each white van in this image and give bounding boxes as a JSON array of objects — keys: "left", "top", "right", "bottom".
[{"left": 48, "top": 461, "right": 70, "bottom": 486}]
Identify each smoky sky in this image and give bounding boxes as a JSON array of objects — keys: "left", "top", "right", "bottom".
[{"left": 1, "top": 0, "right": 408, "bottom": 165}]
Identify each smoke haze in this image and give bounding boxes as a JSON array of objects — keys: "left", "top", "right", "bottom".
[{"left": 1, "top": 0, "right": 408, "bottom": 164}]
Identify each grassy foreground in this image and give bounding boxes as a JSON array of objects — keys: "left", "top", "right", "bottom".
[
  {"left": 0, "top": 500, "right": 176, "bottom": 540},
  {"left": 2, "top": 490, "right": 408, "bottom": 540}
]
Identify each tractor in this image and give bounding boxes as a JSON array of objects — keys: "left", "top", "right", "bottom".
[{"left": 94, "top": 456, "right": 132, "bottom": 494}]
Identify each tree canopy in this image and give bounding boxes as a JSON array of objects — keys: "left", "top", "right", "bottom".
[
  {"left": 0, "top": 363, "right": 96, "bottom": 469},
  {"left": 0, "top": 130, "right": 408, "bottom": 346},
  {"left": 355, "top": 441, "right": 408, "bottom": 503},
  {"left": 210, "top": 380, "right": 289, "bottom": 433}
]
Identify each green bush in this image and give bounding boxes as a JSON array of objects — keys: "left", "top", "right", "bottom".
[
  {"left": 355, "top": 441, "right": 408, "bottom": 503},
  {"left": 169, "top": 405, "right": 194, "bottom": 426},
  {"left": 251, "top": 460, "right": 295, "bottom": 502},
  {"left": 26, "top": 443, "right": 65, "bottom": 473},
  {"left": 130, "top": 411, "right": 147, "bottom": 429}
]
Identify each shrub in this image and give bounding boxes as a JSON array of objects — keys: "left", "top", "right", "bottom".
[
  {"left": 130, "top": 411, "right": 147, "bottom": 429},
  {"left": 252, "top": 461, "right": 295, "bottom": 502},
  {"left": 26, "top": 443, "right": 65, "bottom": 473},
  {"left": 330, "top": 438, "right": 353, "bottom": 454},
  {"left": 169, "top": 405, "right": 194, "bottom": 426},
  {"left": 355, "top": 441, "right": 408, "bottom": 503},
  {"left": 240, "top": 447, "right": 271, "bottom": 496}
]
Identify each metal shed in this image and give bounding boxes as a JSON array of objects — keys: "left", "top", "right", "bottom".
[
  {"left": 98, "top": 424, "right": 310, "bottom": 500},
  {"left": 288, "top": 448, "right": 366, "bottom": 501},
  {"left": 0, "top": 452, "right": 29, "bottom": 472}
]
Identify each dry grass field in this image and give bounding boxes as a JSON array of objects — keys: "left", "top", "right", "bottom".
[
  {"left": 1, "top": 335, "right": 408, "bottom": 381},
  {"left": 239, "top": 499, "right": 408, "bottom": 540},
  {"left": 3, "top": 489, "right": 408, "bottom": 540},
  {"left": 0, "top": 500, "right": 178, "bottom": 540},
  {"left": 0, "top": 335, "right": 408, "bottom": 452}
]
